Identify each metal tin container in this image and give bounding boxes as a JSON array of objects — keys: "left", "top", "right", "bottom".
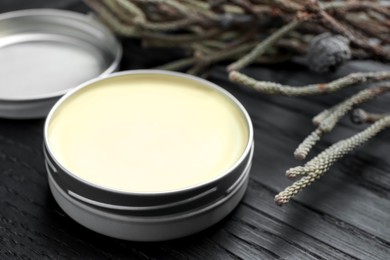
[
  {"left": 44, "top": 70, "right": 254, "bottom": 241},
  {"left": 0, "top": 9, "right": 121, "bottom": 118}
]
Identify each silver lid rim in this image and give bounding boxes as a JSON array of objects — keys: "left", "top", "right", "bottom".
[{"left": 0, "top": 9, "right": 122, "bottom": 102}]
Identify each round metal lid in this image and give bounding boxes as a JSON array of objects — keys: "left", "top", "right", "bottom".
[{"left": 0, "top": 9, "right": 121, "bottom": 118}]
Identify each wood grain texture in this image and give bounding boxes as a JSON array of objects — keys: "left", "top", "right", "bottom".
[{"left": 0, "top": 1, "right": 389, "bottom": 259}]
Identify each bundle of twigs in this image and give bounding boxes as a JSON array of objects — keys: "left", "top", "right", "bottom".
[{"left": 85, "top": 0, "right": 390, "bottom": 205}]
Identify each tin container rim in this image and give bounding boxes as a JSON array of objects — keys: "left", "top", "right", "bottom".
[
  {"left": 0, "top": 8, "right": 122, "bottom": 101},
  {"left": 44, "top": 70, "right": 253, "bottom": 196}
]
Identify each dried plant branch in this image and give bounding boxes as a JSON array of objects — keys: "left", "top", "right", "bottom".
[
  {"left": 276, "top": 115, "right": 390, "bottom": 206},
  {"left": 227, "top": 18, "right": 303, "bottom": 71},
  {"left": 204, "top": 42, "right": 258, "bottom": 64},
  {"left": 115, "top": 0, "right": 145, "bottom": 22},
  {"left": 85, "top": 0, "right": 136, "bottom": 36},
  {"left": 294, "top": 85, "right": 390, "bottom": 160},
  {"left": 335, "top": 14, "right": 390, "bottom": 45},
  {"left": 318, "top": 10, "right": 390, "bottom": 60},
  {"left": 86, "top": 0, "right": 221, "bottom": 42},
  {"left": 229, "top": 71, "right": 390, "bottom": 96},
  {"left": 155, "top": 57, "right": 196, "bottom": 71},
  {"left": 323, "top": 1, "right": 390, "bottom": 19},
  {"left": 351, "top": 109, "right": 390, "bottom": 124},
  {"left": 132, "top": 0, "right": 189, "bottom": 16},
  {"left": 270, "top": 0, "right": 304, "bottom": 12},
  {"left": 312, "top": 107, "right": 336, "bottom": 125},
  {"left": 85, "top": 0, "right": 390, "bottom": 75},
  {"left": 294, "top": 129, "right": 323, "bottom": 160}
]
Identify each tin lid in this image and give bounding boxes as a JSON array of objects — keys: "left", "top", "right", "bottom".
[{"left": 0, "top": 9, "right": 121, "bottom": 119}]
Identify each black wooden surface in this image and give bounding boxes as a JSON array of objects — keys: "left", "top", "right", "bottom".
[{"left": 1, "top": 1, "right": 390, "bottom": 259}]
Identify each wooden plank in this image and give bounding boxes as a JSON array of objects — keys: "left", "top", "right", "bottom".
[
  {"left": 221, "top": 214, "right": 324, "bottom": 260},
  {"left": 211, "top": 227, "right": 281, "bottom": 260},
  {"left": 241, "top": 180, "right": 390, "bottom": 259}
]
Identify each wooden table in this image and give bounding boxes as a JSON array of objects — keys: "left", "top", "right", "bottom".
[{"left": 1, "top": 1, "right": 389, "bottom": 259}]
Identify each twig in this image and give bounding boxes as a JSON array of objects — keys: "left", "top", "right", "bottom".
[
  {"left": 227, "top": 18, "right": 302, "bottom": 71},
  {"left": 312, "top": 106, "right": 336, "bottom": 125},
  {"left": 85, "top": 0, "right": 137, "bottom": 36},
  {"left": 132, "top": 0, "right": 189, "bottom": 16},
  {"left": 155, "top": 57, "right": 195, "bottom": 71},
  {"left": 276, "top": 115, "right": 390, "bottom": 205},
  {"left": 334, "top": 13, "right": 390, "bottom": 44},
  {"left": 203, "top": 41, "right": 258, "bottom": 64},
  {"left": 136, "top": 18, "right": 198, "bottom": 31},
  {"left": 351, "top": 109, "right": 390, "bottom": 124},
  {"left": 179, "top": 0, "right": 220, "bottom": 19},
  {"left": 294, "top": 129, "right": 322, "bottom": 160},
  {"left": 104, "top": 0, "right": 147, "bottom": 25},
  {"left": 102, "top": 0, "right": 135, "bottom": 24},
  {"left": 229, "top": 0, "right": 258, "bottom": 15},
  {"left": 294, "top": 85, "right": 390, "bottom": 160},
  {"left": 86, "top": 0, "right": 390, "bottom": 74},
  {"left": 270, "top": 0, "right": 304, "bottom": 12},
  {"left": 318, "top": 10, "right": 390, "bottom": 60},
  {"left": 323, "top": 1, "right": 390, "bottom": 19},
  {"left": 86, "top": 0, "right": 221, "bottom": 42},
  {"left": 229, "top": 71, "right": 390, "bottom": 96}
]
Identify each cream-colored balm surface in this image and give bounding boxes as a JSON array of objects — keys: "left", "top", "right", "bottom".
[{"left": 48, "top": 74, "right": 249, "bottom": 192}]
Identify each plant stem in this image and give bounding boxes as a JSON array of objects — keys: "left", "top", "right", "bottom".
[
  {"left": 294, "top": 85, "right": 390, "bottom": 160},
  {"left": 155, "top": 57, "right": 195, "bottom": 71},
  {"left": 276, "top": 115, "right": 390, "bottom": 205},
  {"left": 351, "top": 109, "right": 390, "bottom": 124},
  {"left": 229, "top": 71, "right": 390, "bottom": 96},
  {"left": 227, "top": 19, "right": 302, "bottom": 71}
]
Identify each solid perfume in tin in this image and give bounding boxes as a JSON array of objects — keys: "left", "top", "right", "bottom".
[{"left": 44, "top": 70, "right": 254, "bottom": 241}]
